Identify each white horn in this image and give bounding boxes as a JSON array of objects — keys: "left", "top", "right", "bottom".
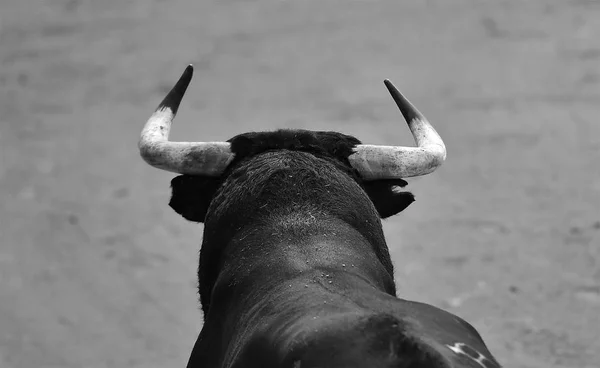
[
  {"left": 138, "top": 65, "right": 234, "bottom": 176},
  {"left": 348, "top": 79, "right": 446, "bottom": 180}
]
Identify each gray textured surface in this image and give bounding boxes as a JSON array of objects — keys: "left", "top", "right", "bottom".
[{"left": 1, "top": 1, "right": 599, "bottom": 367}]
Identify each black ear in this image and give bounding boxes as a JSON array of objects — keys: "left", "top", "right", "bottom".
[
  {"left": 169, "top": 175, "right": 222, "bottom": 223},
  {"left": 362, "top": 179, "right": 415, "bottom": 219}
]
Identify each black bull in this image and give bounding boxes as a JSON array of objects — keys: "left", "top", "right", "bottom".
[{"left": 141, "top": 69, "right": 502, "bottom": 368}]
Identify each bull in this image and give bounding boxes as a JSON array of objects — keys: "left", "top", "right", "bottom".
[{"left": 139, "top": 65, "right": 502, "bottom": 368}]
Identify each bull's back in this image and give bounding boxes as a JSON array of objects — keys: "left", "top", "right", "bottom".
[
  {"left": 222, "top": 282, "right": 501, "bottom": 368},
  {"left": 229, "top": 311, "right": 451, "bottom": 368}
]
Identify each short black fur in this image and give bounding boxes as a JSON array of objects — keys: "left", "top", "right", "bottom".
[{"left": 170, "top": 129, "right": 414, "bottom": 222}]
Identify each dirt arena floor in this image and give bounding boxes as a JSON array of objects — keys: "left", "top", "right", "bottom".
[{"left": 1, "top": 1, "right": 599, "bottom": 367}]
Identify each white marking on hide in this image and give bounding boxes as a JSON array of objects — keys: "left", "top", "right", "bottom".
[{"left": 446, "top": 342, "right": 490, "bottom": 368}]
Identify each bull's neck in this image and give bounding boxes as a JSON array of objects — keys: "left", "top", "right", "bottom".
[
  {"left": 216, "top": 215, "right": 395, "bottom": 296},
  {"left": 206, "top": 216, "right": 397, "bottom": 367}
]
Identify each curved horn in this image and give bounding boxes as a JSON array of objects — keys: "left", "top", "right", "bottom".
[
  {"left": 348, "top": 79, "right": 446, "bottom": 180},
  {"left": 138, "top": 65, "right": 234, "bottom": 175}
]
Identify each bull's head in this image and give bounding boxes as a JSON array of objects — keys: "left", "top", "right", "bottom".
[{"left": 139, "top": 65, "right": 446, "bottom": 222}]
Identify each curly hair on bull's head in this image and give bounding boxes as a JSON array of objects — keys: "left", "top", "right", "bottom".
[{"left": 169, "top": 129, "right": 415, "bottom": 223}]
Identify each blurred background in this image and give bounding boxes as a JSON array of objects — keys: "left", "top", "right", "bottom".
[{"left": 1, "top": 0, "right": 599, "bottom": 367}]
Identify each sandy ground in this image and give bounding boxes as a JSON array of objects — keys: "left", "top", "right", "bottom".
[{"left": 1, "top": 0, "right": 599, "bottom": 367}]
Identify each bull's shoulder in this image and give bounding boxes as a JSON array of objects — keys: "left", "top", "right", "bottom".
[
  {"left": 391, "top": 299, "right": 503, "bottom": 368},
  {"left": 231, "top": 312, "right": 454, "bottom": 368}
]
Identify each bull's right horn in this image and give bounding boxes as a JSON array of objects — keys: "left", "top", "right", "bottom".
[
  {"left": 138, "top": 65, "right": 234, "bottom": 176},
  {"left": 348, "top": 79, "right": 446, "bottom": 180}
]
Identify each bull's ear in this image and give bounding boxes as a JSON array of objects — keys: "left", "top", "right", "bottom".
[
  {"left": 362, "top": 179, "right": 415, "bottom": 219},
  {"left": 169, "top": 175, "right": 222, "bottom": 223}
]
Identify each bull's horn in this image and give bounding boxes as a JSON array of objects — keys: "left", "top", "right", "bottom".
[
  {"left": 138, "top": 65, "right": 234, "bottom": 175},
  {"left": 348, "top": 79, "right": 446, "bottom": 180}
]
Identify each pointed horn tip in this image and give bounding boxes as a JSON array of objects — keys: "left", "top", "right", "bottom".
[
  {"left": 383, "top": 79, "right": 404, "bottom": 98},
  {"left": 383, "top": 77, "right": 404, "bottom": 97},
  {"left": 171, "top": 64, "right": 194, "bottom": 89},
  {"left": 382, "top": 78, "right": 426, "bottom": 123},
  {"left": 178, "top": 64, "right": 194, "bottom": 84},
  {"left": 155, "top": 64, "right": 195, "bottom": 113}
]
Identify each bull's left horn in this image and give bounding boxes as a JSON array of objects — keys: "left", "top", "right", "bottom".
[
  {"left": 139, "top": 65, "right": 234, "bottom": 175},
  {"left": 348, "top": 79, "right": 446, "bottom": 180}
]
